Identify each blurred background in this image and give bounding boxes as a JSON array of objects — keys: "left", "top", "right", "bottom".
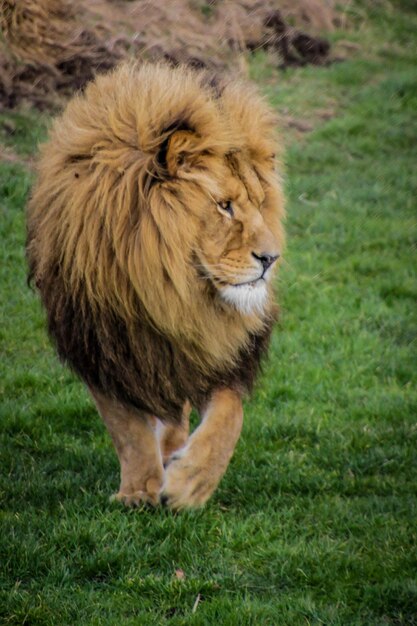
[{"left": 0, "top": 0, "right": 347, "bottom": 110}]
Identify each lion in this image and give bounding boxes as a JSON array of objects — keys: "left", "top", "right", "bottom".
[{"left": 26, "top": 62, "right": 285, "bottom": 509}]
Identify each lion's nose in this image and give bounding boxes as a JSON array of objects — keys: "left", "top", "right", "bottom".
[{"left": 252, "top": 251, "right": 280, "bottom": 271}]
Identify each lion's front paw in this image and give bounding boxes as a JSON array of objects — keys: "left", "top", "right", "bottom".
[
  {"left": 111, "top": 477, "right": 162, "bottom": 508},
  {"left": 110, "top": 490, "right": 151, "bottom": 507},
  {"left": 160, "top": 444, "right": 225, "bottom": 509}
]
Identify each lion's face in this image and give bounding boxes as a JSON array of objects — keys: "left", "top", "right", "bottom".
[
  {"left": 164, "top": 136, "right": 284, "bottom": 316},
  {"left": 196, "top": 153, "right": 282, "bottom": 315}
]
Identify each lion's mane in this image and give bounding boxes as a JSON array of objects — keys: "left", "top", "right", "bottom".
[{"left": 26, "top": 62, "right": 284, "bottom": 421}]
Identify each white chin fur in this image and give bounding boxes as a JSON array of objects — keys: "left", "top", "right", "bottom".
[{"left": 220, "top": 280, "right": 268, "bottom": 315}]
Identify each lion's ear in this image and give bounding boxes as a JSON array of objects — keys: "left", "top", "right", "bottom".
[{"left": 165, "top": 130, "right": 201, "bottom": 176}]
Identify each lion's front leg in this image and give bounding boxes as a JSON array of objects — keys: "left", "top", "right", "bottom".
[
  {"left": 91, "top": 390, "right": 164, "bottom": 506},
  {"left": 160, "top": 389, "right": 243, "bottom": 509}
]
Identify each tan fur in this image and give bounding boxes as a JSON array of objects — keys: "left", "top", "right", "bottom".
[{"left": 93, "top": 388, "right": 243, "bottom": 509}]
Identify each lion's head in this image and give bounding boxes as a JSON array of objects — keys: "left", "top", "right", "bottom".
[{"left": 27, "top": 62, "right": 285, "bottom": 373}]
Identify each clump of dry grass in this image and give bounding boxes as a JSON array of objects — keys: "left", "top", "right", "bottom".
[
  {"left": 0, "top": 0, "right": 123, "bottom": 108},
  {"left": 0, "top": 0, "right": 345, "bottom": 110}
]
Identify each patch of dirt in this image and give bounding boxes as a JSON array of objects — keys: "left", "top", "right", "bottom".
[
  {"left": 282, "top": 115, "right": 315, "bottom": 133},
  {"left": 0, "top": 0, "right": 348, "bottom": 111},
  {"left": 0, "top": 145, "right": 34, "bottom": 169}
]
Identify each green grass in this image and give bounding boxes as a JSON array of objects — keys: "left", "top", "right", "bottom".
[{"left": 1, "top": 5, "right": 417, "bottom": 624}]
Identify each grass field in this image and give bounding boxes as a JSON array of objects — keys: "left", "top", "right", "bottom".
[{"left": 1, "top": 4, "right": 416, "bottom": 625}]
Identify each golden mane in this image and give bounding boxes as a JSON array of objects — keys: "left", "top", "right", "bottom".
[{"left": 27, "top": 62, "right": 284, "bottom": 419}]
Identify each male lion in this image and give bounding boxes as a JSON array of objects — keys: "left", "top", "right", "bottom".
[{"left": 26, "top": 62, "right": 285, "bottom": 509}]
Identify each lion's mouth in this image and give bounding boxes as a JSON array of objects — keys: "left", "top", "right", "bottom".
[
  {"left": 196, "top": 259, "right": 267, "bottom": 292},
  {"left": 231, "top": 277, "right": 265, "bottom": 288},
  {"left": 212, "top": 275, "right": 263, "bottom": 289}
]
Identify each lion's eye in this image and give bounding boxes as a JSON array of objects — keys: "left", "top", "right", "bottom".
[{"left": 218, "top": 200, "right": 234, "bottom": 218}]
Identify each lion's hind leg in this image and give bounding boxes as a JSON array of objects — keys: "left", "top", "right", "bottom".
[
  {"left": 91, "top": 391, "right": 164, "bottom": 507},
  {"left": 157, "top": 400, "right": 191, "bottom": 466}
]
